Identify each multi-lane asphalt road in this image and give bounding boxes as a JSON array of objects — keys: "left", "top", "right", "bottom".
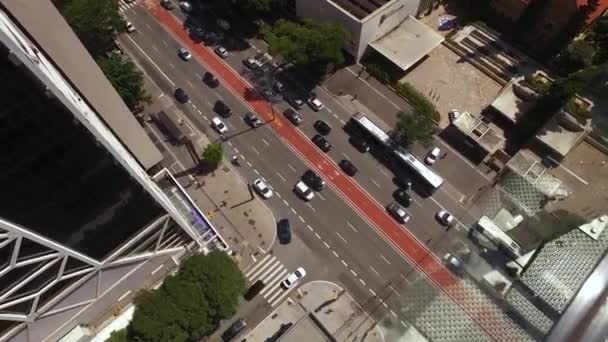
[{"left": 117, "top": 1, "right": 533, "bottom": 340}]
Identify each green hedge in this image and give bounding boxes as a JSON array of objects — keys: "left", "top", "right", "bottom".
[
  {"left": 396, "top": 82, "right": 441, "bottom": 122},
  {"left": 365, "top": 63, "right": 391, "bottom": 84}
]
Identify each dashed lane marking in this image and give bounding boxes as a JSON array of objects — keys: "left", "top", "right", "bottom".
[
  {"left": 298, "top": 216, "right": 305, "bottom": 223},
  {"left": 341, "top": 260, "right": 348, "bottom": 267},
  {"left": 369, "top": 289, "right": 377, "bottom": 297},
  {"left": 288, "top": 163, "right": 297, "bottom": 173},
  {"left": 307, "top": 224, "right": 314, "bottom": 231},
  {"left": 380, "top": 254, "right": 391, "bottom": 265},
  {"left": 351, "top": 269, "right": 357, "bottom": 277},
  {"left": 261, "top": 138, "right": 270, "bottom": 146},
  {"left": 359, "top": 278, "right": 366, "bottom": 286},
  {"left": 282, "top": 199, "right": 289, "bottom": 207},
  {"left": 369, "top": 266, "right": 380, "bottom": 277},
  {"left": 346, "top": 221, "right": 358, "bottom": 233},
  {"left": 370, "top": 178, "right": 381, "bottom": 188},
  {"left": 323, "top": 242, "right": 330, "bottom": 249},
  {"left": 389, "top": 285, "right": 401, "bottom": 297},
  {"left": 306, "top": 203, "right": 316, "bottom": 212},
  {"left": 315, "top": 232, "right": 322, "bottom": 239},
  {"left": 336, "top": 232, "right": 348, "bottom": 244},
  {"left": 276, "top": 172, "right": 286, "bottom": 182},
  {"left": 332, "top": 250, "right": 339, "bottom": 258}
]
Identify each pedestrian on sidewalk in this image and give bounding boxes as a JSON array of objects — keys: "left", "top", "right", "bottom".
[
  {"left": 351, "top": 94, "right": 358, "bottom": 101},
  {"left": 440, "top": 152, "right": 448, "bottom": 159}
]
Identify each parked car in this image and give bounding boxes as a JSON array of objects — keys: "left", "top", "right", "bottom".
[
  {"left": 174, "top": 88, "right": 189, "bottom": 103},
  {"left": 273, "top": 81, "right": 285, "bottom": 93},
  {"left": 313, "top": 120, "right": 331, "bottom": 135},
  {"left": 443, "top": 253, "right": 465, "bottom": 276},
  {"left": 244, "top": 280, "right": 265, "bottom": 301},
  {"left": 214, "top": 100, "right": 232, "bottom": 117},
  {"left": 387, "top": 202, "right": 410, "bottom": 224},
  {"left": 339, "top": 159, "right": 357, "bottom": 176},
  {"left": 262, "top": 88, "right": 275, "bottom": 100},
  {"left": 202, "top": 31, "right": 219, "bottom": 45},
  {"left": 211, "top": 117, "right": 228, "bottom": 134},
  {"left": 221, "top": 319, "right": 247, "bottom": 342},
  {"left": 215, "top": 46, "right": 229, "bottom": 59},
  {"left": 312, "top": 134, "right": 331, "bottom": 152},
  {"left": 282, "top": 267, "right": 306, "bottom": 288},
  {"left": 191, "top": 27, "right": 204, "bottom": 39},
  {"left": 179, "top": 1, "right": 192, "bottom": 12},
  {"left": 425, "top": 147, "right": 441, "bottom": 165},
  {"left": 178, "top": 47, "right": 191, "bottom": 60},
  {"left": 244, "top": 112, "right": 262, "bottom": 128},
  {"left": 253, "top": 178, "right": 273, "bottom": 199},
  {"left": 285, "top": 94, "right": 304, "bottom": 109},
  {"left": 243, "top": 57, "right": 260, "bottom": 69},
  {"left": 160, "top": 0, "right": 174, "bottom": 10},
  {"left": 203, "top": 72, "right": 219, "bottom": 88},
  {"left": 302, "top": 169, "right": 325, "bottom": 191},
  {"left": 349, "top": 136, "right": 370, "bottom": 152},
  {"left": 448, "top": 109, "right": 461, "bottom": 122},
  {"left": 294, "top": 181, "right": 314, "bottom": 201},
  {"left": 277, "top": 219, "right": 292, "bottom": 244},
  {"left": 283, "top": 109, "right": 302, "bottom": 126},
  {"left": 436, "top": 210, "right": 454, "bottom": 226},
  {"left": 125, "top": 21, "right": 136, "bottom": 33},
  {"left": 393, "top": 189, "right": 413, "bottom": 207},
  {"left": 307, "top": 96, "right": 324, "bottom": 111}
]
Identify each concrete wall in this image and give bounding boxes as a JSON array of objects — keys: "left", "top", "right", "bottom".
[{"left": 358, "top": 0, "right": 420, "bottom": 60}]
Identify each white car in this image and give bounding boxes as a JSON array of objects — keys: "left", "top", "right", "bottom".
[
  {"left": 307, "top": 96, "right": 324, "bottom": 111},
  {"left": 449, "top": 109, "right": 461, "bottom": 122},
  {"left": 125, "top": 22, "right": 135, "bottom": 33},
  {"left": 425, "top": 147, "right": 441, "bottom": 165},
  {"left": 211, "top": 117, "right": 228, "bottom": 134},
  {"left": 253, "top": 178, "right": 273, "bottom": 199},
  {"left": 282, "top": 267, "right": 306, "bottom": 288},
  {"left": 215, "top": 46, "right": 229, "bottom": 59},
  {"left": 294, "top": 181, "right": 314, "bottom": 201},
  {"left": 436, "top": 210, "right": 454, "bottom": 226},
  {"left": 178, "top": 47, "right": 192, "bottom": 60},
  {"left": 179, "top": 1, "right": 192, "bottom": 12}
]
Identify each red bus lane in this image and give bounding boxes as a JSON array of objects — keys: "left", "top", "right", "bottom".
[{"left": 149, "top": 6, "right": 525, "bottom": 341}]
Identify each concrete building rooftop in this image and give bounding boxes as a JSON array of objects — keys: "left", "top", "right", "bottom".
[
  {"left": 506, "top": 148, "right": 569, "bottom": 199},
  {"left": 490, "top": 77, "right": 539, "bottom": 123},
  {"left": 370, "top": 16, "right": 444, "bottom": 71},
  {"left": 452, "top": 111, "right": 505, "bottom": 154},
  {"left": 535, "top": 111, "right": 588, "bottom": 158},
  {"left": 331, "top": 0, "right": 391, "bottom": 20}
]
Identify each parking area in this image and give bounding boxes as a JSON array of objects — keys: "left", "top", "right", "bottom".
[{"left": 398, "top": 44, "right": 502, "bottom": 128}]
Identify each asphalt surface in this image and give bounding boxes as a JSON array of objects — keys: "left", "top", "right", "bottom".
[{"left": 116, "top": 2, "right": 531, "bottom": 340}]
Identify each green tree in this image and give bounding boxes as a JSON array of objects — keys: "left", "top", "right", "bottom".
[
  {"left": 552, "top": 40, "right": 597, "bottom": 75},
  {"left": 61, "top": 0, "right": 125, "bottom": 56},
  {"left": 264, "top": 19, "right": 350, "bottom": 74},
  {"left": 179, "top": 251, "right": 246, "bottom": 321},
  {"left": 394, "top": 111, "right": 436, "bottom": 147},
  {"left": 97, "top": 55, "right": 150, "bottom": 110},
  {"left": 106, "top": 329, "right": 128, "bottom": 342},
  {"left": 130, "top": 289, "right": 189, "bottom": 342},
  {"left": 202, "top": 143, "right": 223, "bottom": 169}
]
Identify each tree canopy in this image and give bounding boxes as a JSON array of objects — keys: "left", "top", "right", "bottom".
[
  {"left": 129, "top": 251, "right": 245, "bottom": 341},
  {"left": 202, "top": 143, "right": 224, "bottom": 170},
  {"left": 61, "top": 0, "right": 125, "bottom": 56},
  {"left": 264, "top": 19, "right": 350, "bottom": 73},
  {"left": 394, "top": 111, "right": 436, "bottom": 147},
  {"left": 97, "top": 55, "right": 150, "bottom": 110}
]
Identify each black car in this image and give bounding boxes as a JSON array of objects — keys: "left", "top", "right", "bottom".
[
  {"left": 339, "top": 159, "right": 357, "bottom": 176},
  {"left": 222, "top": 319, "right": 247, "bottom": 342},
  {"left": 214, "top": 100, "right": 232, "bottom": 117},
  {"left": 349, "top": 136, "right": 370, "bottom": 153},
  {"left": 191, "top": 27, "right": 205, "bottom": 40},
  {"left": 273, "top": 80, "right": 285, "bottom": 93},
  {"left": 262, "top": 88, "right": 275, "bottom": 100},
  {"left": 396, "top": 177, "right": 412, "bottom": 190},
  {"left": 174, "top": 88, "right": 189, "bottom": 103},
  {"left": 160, "top": 0, "right": 174, "bottom": 10},
  {"left": 277, "top": 219, "right": 292, "bottom": 244},
  {"left": 202, "top": 31, "right": 218, "bottom": 45},
  {"left": 312, "top": 134, "right": 331, "bottom": 152},
  {"left": 314, "top": 120, "right": 331, "bottom": 135},
  {"left": 283, "top": 109, "right": 302, "bottom": 126},
  {"left": 302, "top": 169, "right": 325, "bottom": 191},
  {"left": 203, "top": 72, "right": 219, "bottom": 88},
  {"left": 244, "top": 280, "right": 265, "bottom": 301},
  {"left": 244, "top": 112, "right": 262, "bottom": 128},
  {"left": 285, "top": 94, "right": 304, "bottom": 109},
  {"left": 394, "top": 188, "right": 413, "bottom": 207}
]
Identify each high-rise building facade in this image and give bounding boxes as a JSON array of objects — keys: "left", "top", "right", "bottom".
[{"left": 0, "top": 1, "right": 226, "bottom": 340}]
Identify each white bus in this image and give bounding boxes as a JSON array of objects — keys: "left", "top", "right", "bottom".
[{"left": 351, "top": 113, "right": 444, "bottom": 193}]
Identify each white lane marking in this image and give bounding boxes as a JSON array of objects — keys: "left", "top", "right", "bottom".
[
  {"left": 382, "top": 301, "right": 388, "bottom": 308},
  {"left": 341, "top": 260, "right": 348, "bottom": 267},
  {"left": 247, "top": 256, "right": 276, "bottom": 279},
  {"left": 369, "top": 266, "right": 380, "bottom": 277},
  {"left": 369, "top": 289, "right": 377, "bottom": 297},
  {"left": 323, "top": 242, "right": 330, "bottom": 249},
  {"left": 306, "top": 203, "right": 316, "bottom": 212},
  {"left": 380, "top": 169, "right": 390, "bottom": 178},
  {"left": 317, "top": 193, "right": 326, "bottom": 201},
  {"left": 125, "top": 35, "right": 175, "bottom": 86},
  {"left": 195, "top": 72, "right": 202, "bottom": 79},
  {"left": 332, "top": 250, "right": 339, "bottom": 258},
  {"left": 288, "top": 163, "right": 297, "bottom": 173},
  {"left": 246, "top": 161, "right": 253, "bottom": 167},
  {"left": 260, "top": 269, "right": 288, "bottom": 296},
  {"left": 276, "top": 192, "right": 282, "bottom": 198},
  {"left": 400, "top": 321, "right": 408, "bottom": 328},
  {"left": 282, "top": 199, "right": 289, "bottom": 207},
  {"left": 290, "top": 208, "right": 297, "bottom": 214},
  {"left": 315, "top": 232, "right": 322, "bottom": 239},
  {"left": 339, "top": 119, "right": 346, "bottom": 125},
  {"left": 261, "top": 138, "right": 270, "bottom": 146},
  {"left": 390, "top": 310, "right": 397, "bottom": 318},
  {"left": 341, "top": 152, "right": 351, "bottom": 160},
  {"left": 346, "top": 221, "right": 358, "bottom": 233},
  {"left": 251, "top": 146, "right": 260, "bottom": 155},
  {"left": 351, "top": 269, "right": 357, "bottom": 277},
  {"left": 380, "top": 254, "right": 391, "bottom": 265},
  {"left": 162, "top": 40, "right": 168, "bottom": 47},
  {"left": 326, "top": 107, "right": 333, "bottom": 113},
  {"left": 359, "top": 278, "right": 366, "bottom": 286},
  {"left": 389, "top": 285, "right": 401, "bottom": 297},
  {"left": 333, "top": 113, "right": 339, "bottom": 120},
  {"left": 253, "top": 169, "right": 260, "bottom": 175},
  {"left": 244, "top": 254, "right": 271, "bottom": 275},
  {"left": 168, "top": 63, "right": 175, "bottom": 69},
  {"left": 276, "top": 172, "right": 286, "bottom": 182},
  {"left": 144, "top": 23, "right": 152, "bottom": 30},
  {"left": 370, "top": 178, "right": 381, "bottom": 188},
  {"left": 187, "top": 80, "right": 194, "bottom": 87},
  {"left": 216, "top": 93, "right": 225, "bottom": 101},
  {"left": 298, "top": 216, "right": 305, "bottom": 223},
  {"left": 336, "top": 232, "right": 348, "bottom": 244},
  {"left": 307, "top": 224, "right": 314, "bottom": 231}
]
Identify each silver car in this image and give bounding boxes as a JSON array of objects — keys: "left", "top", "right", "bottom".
[{"left": 387, "top": 202, "right": 410, "bottom": 224}]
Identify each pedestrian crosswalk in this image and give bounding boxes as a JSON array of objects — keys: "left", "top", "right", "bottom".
[
  {"left": 118, "top": 0, "right": 137, "bottom": 12},
  {"left": 244, "top": 255, "right": 298, "bottom": 307}
]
